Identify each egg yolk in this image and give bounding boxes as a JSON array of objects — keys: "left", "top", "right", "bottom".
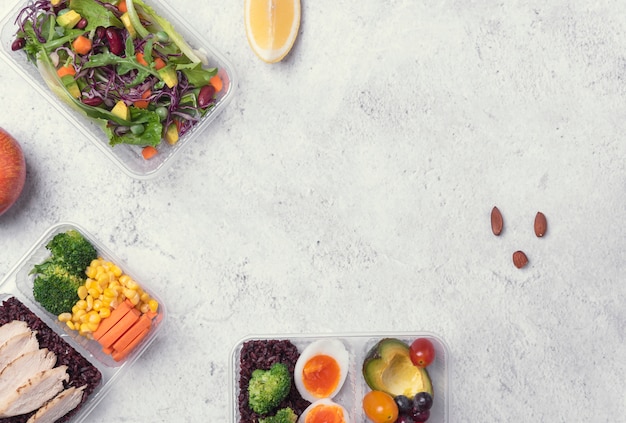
[
  {"left": 304, "top": 403, "right": 346, "bottom": 423},
  {"left": 302, "top": 354, "right": 341, "bottom": 398}
]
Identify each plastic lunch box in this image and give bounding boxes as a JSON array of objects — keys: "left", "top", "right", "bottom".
[
  {"left": 0, "top": 222, "right": 167, "bottom": 422},
  {"left": 231, "top": 333, "right": 450, "bottom": 422},
  {"left": 0, "top": 0, "right": 236, "bottom": 179}
]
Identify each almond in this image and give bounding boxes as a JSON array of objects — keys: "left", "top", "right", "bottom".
[
  {"left": 491, "top": 206, "right": 503, "bottom": 236},
  {"left": 512, "top": 250, "right": 528, "bottom": 268},
  {"left": 534, "top": 211, "right": 547, "bottom": 237}
]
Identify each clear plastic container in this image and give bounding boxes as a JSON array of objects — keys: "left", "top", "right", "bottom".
[
  {"left": 0, "top": 221, "right": 167, "bottom": 422},
  {"left": 231, "top": 333, "right": 450, "bottom": 422},
  {"left": 0, "top": 0, "right": 236, "bottom": 179}
]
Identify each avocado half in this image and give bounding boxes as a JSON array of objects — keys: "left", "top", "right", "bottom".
[{"left": 362, "top": 338, "right": 433, "bottom": 397}]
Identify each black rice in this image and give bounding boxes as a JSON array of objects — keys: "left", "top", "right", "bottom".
[
  {"left": 238, "top": 339, "right": 310, "bottom": 422},
  {"left": 0, "top": 296, "right": 102, "bottom": 423}
]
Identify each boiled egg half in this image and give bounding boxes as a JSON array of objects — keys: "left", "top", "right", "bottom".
[
  {"left": 294, "top": 339, "right": 349, "bottom": 403},
  {"left": 297, "top": 398, "right": 350, "bottom": 423}
]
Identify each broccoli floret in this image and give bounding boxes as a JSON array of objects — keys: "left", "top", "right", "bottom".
[
  {"left": 32, "top": 264, "right": 82, "bottom": 315},
  {"left": 258, "top": 407, "right": 297, "bottom": 423},
  {"left": 248, "top": 362, "right": 292, "bottom": 415},
  {"left": 43, "top": 230, "right": 97, "bottom": 277}
]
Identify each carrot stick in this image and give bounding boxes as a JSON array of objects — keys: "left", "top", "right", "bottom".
[
  {"left": 72, "top": 35, "right": 92, "bottom": 55},
  {"left": 154, "top": 57, "right": 166, "bottom": 70},
  {"left": 134, "top": 89, "right": 151, "bottom": 108},
  {"left": 112, "top": 327, "right": 150, "bottom": 362},
  {"left": 118, "top": 0, "right": 128, "bottom": 12},
  {"left": 111, "top": 314, "right": 151, "bottom": 353},
  {"left": 98, "top": 307, "right": 140, "bottom": 349},
  {"left": 135, "top": 52, "right": 148, "bottom": 66},
  {"left": 209, "top": 75, "right": 223, "bottom": 92},
  {"left": 93, "top": 300, "right": 132, "bottom": 340},
  {"left": 141, "top": 146, "right": 158, "bottom": 160},
  {"left": 57, "top": 65, "right": 76, "bottom": 78}
]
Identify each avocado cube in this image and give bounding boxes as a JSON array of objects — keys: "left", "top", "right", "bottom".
[
  {"left": 56, "top": 10, "right": 82, "bottom": 29},
  {"left": 157, "top": 67, "right": 178, "bottom": 88},
  {"left": 60, "top": 74, "right": 80, "bottom": 98},
  {"left": 111, "top": 100, "right": 130, "bottom": 121},
  {"left": 164, "top": 123, "right": 179, "bottom": 145}
]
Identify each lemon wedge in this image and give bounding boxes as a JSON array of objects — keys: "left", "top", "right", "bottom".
[{"left": 244, "top": 0, "right": 301, "bottom": 63}]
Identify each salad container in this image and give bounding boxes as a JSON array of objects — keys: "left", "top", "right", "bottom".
[
  {"left": 0, "top": 0, "right": 236, "bottom": 179},
  {"left": 0, "top": 222, "right": 167, "bottom": 422},
  {"left": 230, "top": 333, "right": 450, "bottom": 422}
]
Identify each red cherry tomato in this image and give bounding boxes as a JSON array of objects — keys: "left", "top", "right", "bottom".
[
  {"left": 409, "top": 338, "right": 436, "bottom": 367},
  {"left": 362, "top": 390, "right": 399, "bottom": 423}
]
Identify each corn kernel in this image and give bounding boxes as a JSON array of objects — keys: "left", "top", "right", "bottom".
[
  {"left": 93, "top": 299, "right": 103, "bottom": 311},
  {"left": 140, "top": 292, "right": 151, "bottom": 303},
  {"left": 66, "top": 321, "right": 76, "bottom": 330},
  {"left": 87, "top": 322, "right": 99, "bottom": 332},
  {"left": 103, "top": 288, "right": 117, "bottom": 298},
  {"left": 77, "top": 286, "right": 88, "bottom": 300},
  {"left": 86, "top": 295, "right": 94, "bottom": 311},
  {"left": 76, "top": 300, "right": 88, "bottom": 310},
  {"left": 58, "top": 313, "right": 72, "bottom": 322},
  {"left": 86, "top": 266, "right": 96, "bottom": 279},
  {"left": 99, "top": 308, "right": 111, "bottom": 318},
  {"left": 72, "top": 305, "right": 80, "bottom": 314},
  {"left": 139, "top": 303, "right": 150, "bottom": 314},
  {"left": 129, "top": 292, "right": 141, "bottom": 306},
  {"left": 126, "top": 279, "right": 139, "bottom": 290},
  {"left": 112, "top": 265, "right": 122, "bottom": 277},
  {"left": 73, "top": 309, "right": 86, "bottom": 322},
  {"left": 148, "top": 299, "right": 158, "bottom": 313},
  {"left": 79, "top": 323, "right": 91, "bottom": 333},
  {"left": 123, "top": 287, "right": 136, "bottom": 299},
  {"left": 109, "top": 298, "right": 119, "bottom": 309},
  {"left": 119, "top": 274, "right": 131, "bottom": 285},
  {"left": 88, "top": 287, "right": 101, "bottom": 298},
  {"left": 88, "top": 312, "right": 101, "bottom": 324}
]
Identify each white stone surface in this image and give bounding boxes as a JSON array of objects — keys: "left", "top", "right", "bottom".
[{"left": 0, "top": 0, "right": 625, "bottom": 421}]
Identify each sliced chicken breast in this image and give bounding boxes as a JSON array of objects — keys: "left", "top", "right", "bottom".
[
  {"left": 26, "top": 385, "right": 86, "bottom": 423},
  {"left": 0, "top": 348, "right": 57, "bottom": 404},
  {"left": 0, "top": 330, "right": 39, "bottom": 370},
  {"left": 0, "top": 320, "right": 30, "bottom": 344},
  {"left": 0, "top": 365, "right": 69, "bottom": 417}
]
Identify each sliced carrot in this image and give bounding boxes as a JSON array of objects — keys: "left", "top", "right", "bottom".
[
  {"left": 209, "top": 75, "right": 223, "bottom": 92},
  {"left": 57, "top": 65, "right": 76, "bottom": 78},
  {"left": 135, "top": 52, "right": 148, "bottom": 66},
  {"left": 145, "top": 311, "right": 158, "bottom": 320},
  {"left": 112, "top": 327, "right": 150, "bottom": 362},
  {"left": 134, "top": 89, "right": 151, "bottom": 108},
  {"left": 111, "top": 314, "right": 151, "bottom": 353},
  {"left": 98, "top": 307, "right": 141, "bottom": 349},
  {"left": 118, "top": 0, "right": 127, "bottom": 12},
  {"left": 102, "top": 346, "right": 113, "bottom": 355},
  {"left": 93, "top": 300, "right": 132, "bottom": 340},
  {"left": 141, "top": 146, "right": 158, "bottom": 160},
  {"left": 154, "top": 57, "right": 166, "bottom": 70},
  {"left": 72, "top": 35, "right": 92, "bottom": 55}
]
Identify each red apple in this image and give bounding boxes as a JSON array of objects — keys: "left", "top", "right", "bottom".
[{"left": 0, "top": 128, "right": 26, "bottom": 216}]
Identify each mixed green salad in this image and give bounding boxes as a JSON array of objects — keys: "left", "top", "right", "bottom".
[{"left": 11, "top": 0, "right": 223, "bottom": 158}]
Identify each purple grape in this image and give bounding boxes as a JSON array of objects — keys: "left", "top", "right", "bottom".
[
  {"left": 413, "top": 392, "right": 433, "bottom": 411},
  {"left": 396, "top": 414, "right": 415, "bottom": 423},
  {"left": 394, "top": 395, "right": 412, "bottom": 414},
  {"left": 412, "top": 409, "right": 430, "bottom": 422}
]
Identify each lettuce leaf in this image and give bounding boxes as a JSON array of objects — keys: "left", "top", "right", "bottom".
[{"left": 69, "top": 0, "right": 123, "bottom": 30}]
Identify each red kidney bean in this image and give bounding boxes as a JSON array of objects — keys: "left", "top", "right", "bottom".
[
  {"left": 82, "top": 97, "right": 103, "bottom": 107},
  {"left": 197, "top": 85, "right": 216, "bottom": 108},
  {"left": 95, "top": 26, "right": 106, "bottom": 40},
  {"left": 11, "top": 38, "right": 25, "bottom": 51},
  {"left": 105, "top": 27, "right": 123, "bottom": 55},
  {"left": 76, "top": 18, "right": 88, "bottom": 30}
]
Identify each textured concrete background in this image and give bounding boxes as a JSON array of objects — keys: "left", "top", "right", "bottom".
[{"left": 0, "top": 0, "right": 625, "bottom": 421}]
